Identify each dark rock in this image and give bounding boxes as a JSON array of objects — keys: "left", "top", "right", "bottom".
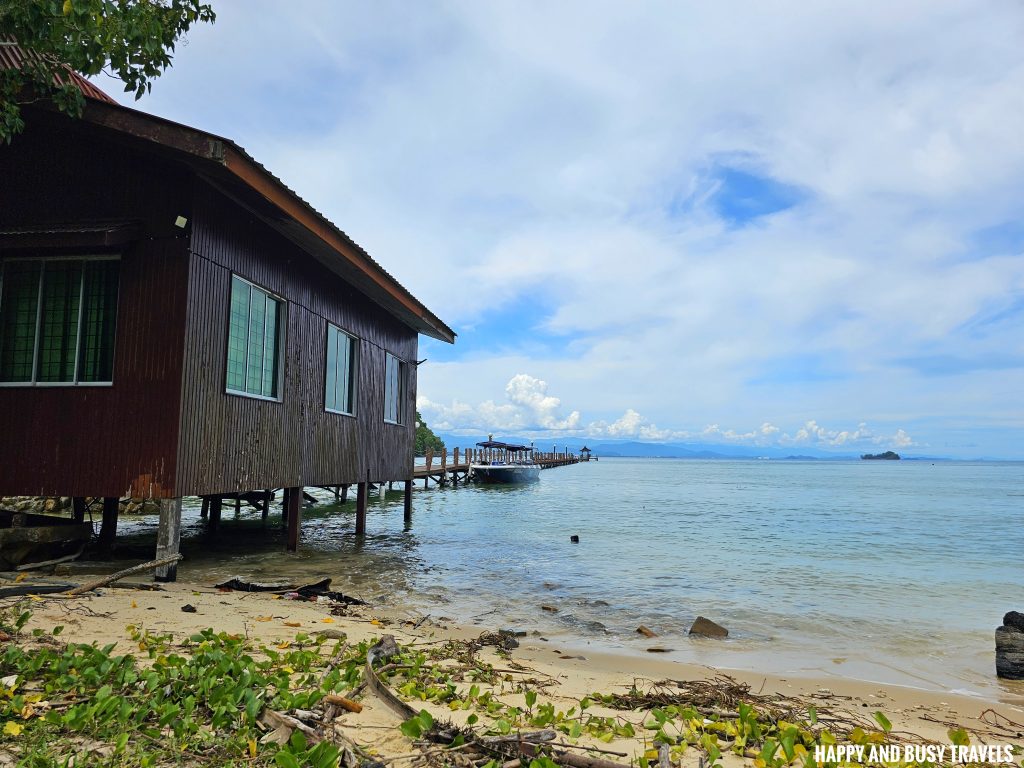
[
  {"left": 570, "top": 535, "right": 580, "bottom": 543},
  {"left": 996, "top": 625, "right": 1024, "bottom": 679},
  {"left": 180, "top": 604, "right": 197, "bottom": 613},
  {"left": 636, "top": 624, "right": 657, "bottom": 638},
  {"left": 1003, "top": 611, "right": 1024, "bottom": 632},
  {"left": 689, "top": 616, "right": 729, "bottom": 639},
  {"left": 496, "top": 629, "right": 520, "bottom": 650},
  {"left": 646, "top": 646, "right": 673, "bottom": 653}
]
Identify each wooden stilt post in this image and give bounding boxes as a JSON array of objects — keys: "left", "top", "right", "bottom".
[
  {"left": 340, "top": 484, "right": 349, "bottom": 504},
  {"left": 403, "top": 479, "right": 413, "bottom": 526},
  {"left": 262, "top": 490, "right": 271, "bottom": 524},
  {"left": 453, "top": 448, "right": 460, "bottom": 486},
  {"left": 286, "top": 486, "right": 301, "bottom": 552},
  {"left": 234, "top": 496, "right": 241, "bottom": 516},
  {"left": 209, "top": 496, "right": 222, "bottom": 532},
  {"left": 280, "top": 488, "right": 289, "bottom": 528},
  {"left": 155, "top": 498, "right": 183, "bottom": 582},
  {"left": 355, "top": 481, "right": 367, "bottom": 536},
  {"left": 98, "top": 497, "right": 118, "bottom": 549},
  {"left": 200, "top": 496, "right": 209, "bottom": 519},
  {"left": 440, "top": 448, "right": 447, "bottom": 486},
  {"left": 72, "top": 497, "right": 87, "bottom": 523}
]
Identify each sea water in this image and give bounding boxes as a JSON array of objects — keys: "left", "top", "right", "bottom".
[{"left": 112, "top": 458, "right": 1024, "bottom": 697}]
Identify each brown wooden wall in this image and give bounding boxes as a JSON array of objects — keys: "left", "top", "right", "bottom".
[
  {"left": 0, "top": 112, "right": 190, "bottom": 497},
  {"left": 175, "top": 183, "right": 418, "bottom": 496}
]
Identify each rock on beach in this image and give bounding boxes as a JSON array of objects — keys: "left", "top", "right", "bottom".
[
  {"left": 996, "top": 611, "right": 1024, "bottom": 680},
  {"left": 689, "top": 616, "right": 729, "bottom": 639}
]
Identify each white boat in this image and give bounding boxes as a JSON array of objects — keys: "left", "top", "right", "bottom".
[{"left": 470, "top": 438, "right": 541, "bottom": 484}]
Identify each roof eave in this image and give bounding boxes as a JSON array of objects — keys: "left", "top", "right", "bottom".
[{"left": 75, "top": 98, "right": 456, "bottom": 344}]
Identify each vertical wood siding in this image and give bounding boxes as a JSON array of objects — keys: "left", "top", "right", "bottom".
[
  {"left": 0, "top": 113, "right": 190, "bottom": 497},
  {"left": 0, "top": 110, "right": 423, "bottom": 499},
  {"left": 175, "top": 183, "right": 418, "bottom": 496}
]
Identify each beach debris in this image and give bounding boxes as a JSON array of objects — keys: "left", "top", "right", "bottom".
[
  {"left": 646, "top": 646, "right": 673, "bottom": 653},
  {"left": 570, "top": 534, "right": 580, "bottom": 543},
  {"left": 315, "top": 628, "right": 348, "bottom": 640},
  {"left": 476, "top": 629, "right": 519, "bottom": 651},
  {"left": 215, "top": 576, "right": 294, "bottom": 592},
  {"left": 996, "top": 610, "right": 1024, "bottom": 679},
  {"left": 689, "top": 615, "right": 729, "bottom": 638},
  {"left": 0, "top": 583, "right": 75, "bottom": 598},
  {"left": 636, "top": 624, "right": 657, "bottom": 638},
  {"left": 216, "top": 575, "right": 368, "bottom": 606},
  {"left": 180, "top": 604, "right": 197, "bottom": 613},
  {"left": 541, "top": 604, "right": 559, "bottom": 612},
  {"left": 65, "top": 553, "right": 183, "bottom": 596},
  {"left": 14, "top": 543, "right": 86, "bottom": 571},
  {"left": 500, "top": 627, "right": 528, "bottom": 637},
  {"left": 324, "top": 693, "right": 363, "bottom": 713}
]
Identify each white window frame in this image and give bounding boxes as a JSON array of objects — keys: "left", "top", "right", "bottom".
[
  {"left": 225, "top": 273, "right": 286, "bottom": 403},
  {"left": 0, "top": 254, "right": 120, "bottom": 387},
  {"left": 325, "top": 322, "right": 358, "bottom": 416}
]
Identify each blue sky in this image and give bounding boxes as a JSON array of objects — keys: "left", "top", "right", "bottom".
[{"left": 104, "top": 1, "right": 1024, "bottom": 458}]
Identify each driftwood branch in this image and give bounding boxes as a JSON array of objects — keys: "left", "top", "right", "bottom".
[
  {"left": 365, "top": 635, "right": 417, "bottom": 721},
  {"left": 65, "top": 554, "right": 183, "bottom": 596},
  {"left": 15, "top": 543, "right": 86, "bottom": 571}
]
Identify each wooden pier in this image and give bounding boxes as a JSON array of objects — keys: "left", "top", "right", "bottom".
[{"left": 411, "top": 446, "right": 582, "bottom": 488}]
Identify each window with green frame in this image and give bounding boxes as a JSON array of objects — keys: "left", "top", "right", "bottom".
[
  {"left": 383, "top": 352, "right": 406, "bottom": 424},
  {"left": 0, "top": 257, "right": 119, "bottom": 384},
  {"left": 325, "top": 324, "right": 357, "bottom": 414},
  {"left": 226, "top": 275, "right": 283, "bottom": 399}
]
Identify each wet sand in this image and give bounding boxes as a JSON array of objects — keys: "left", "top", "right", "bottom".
[{"left": 13, "top": 579, "right": 1024, "bottom": 764}]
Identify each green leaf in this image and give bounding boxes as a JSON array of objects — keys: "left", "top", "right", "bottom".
[
  {"left": 274, "top": 752, "right": 300, "bottom": 768},
  {"left": 948, "top": 727, "right": 970, "bottom": 746},
  {"left": 872, "top": 711, "right": 892, "bottom": 733},
  {"left": 525, "top": 690, "right": 537, "bottom": 709},
  {"left": 399, "top": 717, "right": 423, "bottom": 740}
]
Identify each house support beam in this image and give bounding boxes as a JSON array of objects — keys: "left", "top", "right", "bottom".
[
  {"left": 72, "top": 497, "right": 87, "bottom": 523},
  {"left": 209, "top": 496, "right": 222, "bottom": 531},
  {"left": 99, "top": 497, "right": 118, "bottom": 549},
  {"left": 286, "top": 486, "right": 301, "bottom": 552},
  {"left": 403, "top": 479, "right": 413, "bottom": 527},
  {"left": 355, "top": 482, "right": 367, "bottom": 536},
  {"left": 155, "top": 498, "right": 182, "bottom": 582}
]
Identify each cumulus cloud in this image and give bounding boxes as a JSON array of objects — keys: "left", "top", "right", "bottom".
[
  {"left": 128, "top": 2, "right": 1024, "bottom": 457},
  {"left": 419, "top": 374, "right": 579, "bottom": 433}
]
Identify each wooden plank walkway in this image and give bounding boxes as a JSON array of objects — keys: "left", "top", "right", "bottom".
[{"left": 412, "top": 447, "right": 582, "bottom": 488}]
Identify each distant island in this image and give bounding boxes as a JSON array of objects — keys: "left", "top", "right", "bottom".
[{"left": 861, "top": 451, "right": 900, "bottom": 460}]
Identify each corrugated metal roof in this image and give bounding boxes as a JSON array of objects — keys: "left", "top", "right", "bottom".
[{"left": 0, "top": 37, "right": 116, "bottom": 104}]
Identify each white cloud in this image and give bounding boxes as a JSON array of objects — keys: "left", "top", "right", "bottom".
[
  {"left": 123, "top": 1, "right": 1024, "bottom": 457},
  {"left": 419, "top": 374, "right": 579, "bottom": 433}
]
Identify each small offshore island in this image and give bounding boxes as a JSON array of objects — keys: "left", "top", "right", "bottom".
[{"left": 861, "top": 451, "right": 901, "bottom": 460}]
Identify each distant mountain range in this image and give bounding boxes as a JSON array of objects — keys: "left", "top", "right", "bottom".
[
  {"left": 429, "top": 432, "right": 1010, "bottom": 461},
  {"left": 434, "top": 433, "right": 858, "bottom": 459}
]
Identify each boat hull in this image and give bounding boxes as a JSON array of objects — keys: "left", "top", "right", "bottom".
[{"left": 470, "top": 464, "right": 541, "bottom": 484}]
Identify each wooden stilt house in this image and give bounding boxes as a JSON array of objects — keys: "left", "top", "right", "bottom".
[{"left": 0, "top": 62, "right": 455, "bottom": 578}]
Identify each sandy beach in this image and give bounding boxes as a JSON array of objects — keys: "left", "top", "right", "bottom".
[{"left": 7, "top": 576, "right": 1023, "bottom": 766}]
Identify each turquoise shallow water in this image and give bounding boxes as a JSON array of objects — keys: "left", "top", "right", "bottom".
[{"left": 113, "top": 458, "right": 1024, "bottom": 697}]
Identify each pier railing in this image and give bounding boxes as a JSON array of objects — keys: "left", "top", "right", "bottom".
[{"left": 413, "top": 446, "right": 585, "bottom": 488}]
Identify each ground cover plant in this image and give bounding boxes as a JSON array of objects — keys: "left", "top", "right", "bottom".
[{"left": 0, "top": 602, "right": 1020, "bottom": 767}]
